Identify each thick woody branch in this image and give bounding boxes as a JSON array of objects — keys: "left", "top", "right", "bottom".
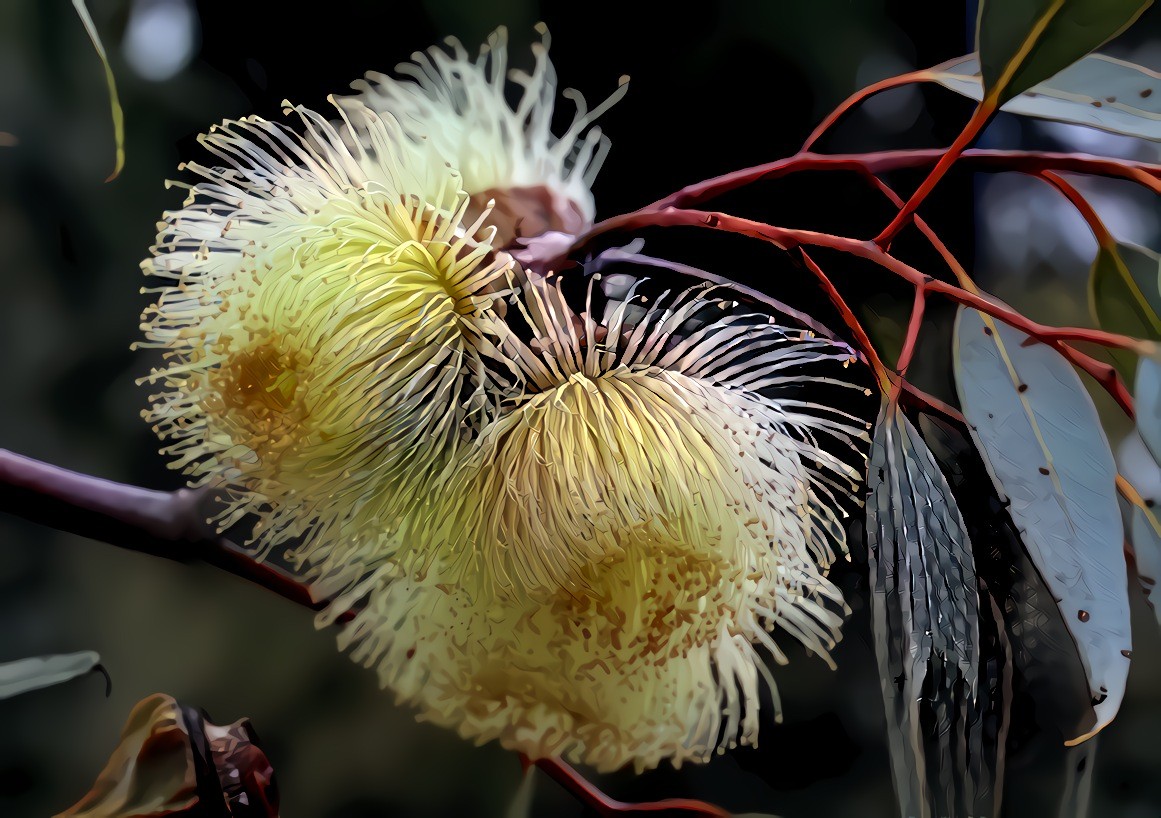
[{"left": 0, "top": 449, "right": 322, "bottom": 612}]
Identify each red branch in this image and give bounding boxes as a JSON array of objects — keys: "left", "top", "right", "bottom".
[
  {"left": 1036, "top": 171, "right": 1115, "bottom": 249},
  {"left": 570, "top": 207, "right": 1143, "bottom": 417},
  {"left": 858, "top": 168, "right": 1136, "bottom": 418},
  {"left": 874, "top": 104, "right": 994, "bottom": 248},
  {"left": 801, "top": 69, "right": 934, "bottom": 151},
  {"left": 896, "top": 285, "right": 927, "bottom": 375},
  {"left": 797, "top": 250, "right": 889, "bottom": 386},
  {"left": 578, "top": 208, "right": 1146, "bottom": 351},
  {"left": 853, "top": 167, "right": 976, "bottom": 288},
  {"left": 650, "top": 149, "right": 1161, "bottom": 211},
  {"left": 530, "top": 757, "right": 730, "bottom": 818}
]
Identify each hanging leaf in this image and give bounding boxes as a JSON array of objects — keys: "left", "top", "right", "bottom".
[
  {"left": 1090, "top": 241, "right": 1161, "bottom": 380},
  {"left": 924, "top": 53, "right": 1161, "bottom": 141},
  {"left": 976, "top": 0, "right": 1154, "bottom": 105},
  {"left": 72, "top": 0, "right": 125, "bottom": 181},
  {"left": 1134, "top": 357, "right": 1161, "bottom": 462},
  {"left": 954, "top": 306, "right": 1130, "bottom": 745},
  {"left": 866, "top": 396, "right": 982, "bottom": 818},
  {"left": 0, "top": 651, "right": 104, "bottom": 700}
]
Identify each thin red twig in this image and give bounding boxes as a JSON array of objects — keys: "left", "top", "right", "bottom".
[
  {"left": 571, "top": 206, "right": 1144, "bottom": 416},
  {"left": 1036, "top": 171, "right": 1115, "bottom": 249},
  {"left": 530, "top": 757, "right": 730, "bottom": 817},
  {"left": 858, "top": 168, "right": 1135, "bottom": 417},
  {"left": 874, "top": 104, "right": 994, "bottom": 248},
  {"left": 575, "top": 208, "right": 1147, "bottom": 352},
  {"left": 649, "top": 149, "right": 1161, "bottom": 212},
  {"left": 853, "top": 168, "right": 975, "bottom": 288},
  {"left": 896, "top": 285, "right": 927, "bottom": 375},
  {"left": 900, "top": 383, "right": 966, "bottom": 423},
  {"left": 801, "top": 70, "right": 934, "bottom": 151},
  {"left": 797, "top": 250, "right": 889, "bottom": 387}
]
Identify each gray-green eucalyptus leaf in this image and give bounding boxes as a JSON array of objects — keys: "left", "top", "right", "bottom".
[
  {"left": 954, "top": 306, "right": 1129, "bottom": 744},
  {"left": 927, "top": 53, "right": 1161, "bottom": 141}
]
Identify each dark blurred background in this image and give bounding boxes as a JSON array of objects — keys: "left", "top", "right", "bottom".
[{"left": 1, "top": 1, "right": 1159, "bottom": 816}]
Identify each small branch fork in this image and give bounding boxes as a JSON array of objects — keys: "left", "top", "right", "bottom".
[{"left": 571, "top": 206, "right": 1150, "bottom": 377}]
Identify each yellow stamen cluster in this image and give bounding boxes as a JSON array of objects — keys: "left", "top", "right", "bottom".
[
  {"left": 138, "top": 104, "right": 512, "bottom": 566},
  {"left": 139, "top": 30, "right": 864, "bottom": 773},
  {"left": 331, "top": 279, "right": 864, "bottom": 770},
  {"left": 341, "top": 25, "right": 628, "bottom": 245}
]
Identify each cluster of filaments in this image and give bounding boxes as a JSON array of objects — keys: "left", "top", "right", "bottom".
[{"left": 139, "top": 30, "right": 864, "bottom": 773}]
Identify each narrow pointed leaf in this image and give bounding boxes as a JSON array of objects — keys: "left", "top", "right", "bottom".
[
  {"left": 866, "top": 396, "right": 981, "bottom": 818},
  {"left": 0, "top": 651, "right": 102, "bottom": 700},
  {"left": 925, "top": 53, "right": 1161, "bottom": 141},
  {"left": 72, "top": 0, "right": 125, "bottom": 181},
  {"left": 954, "top": 306, "right": 1130, "bottom": 744},
  {"left": 1090, "top": 241, "right": 1161, "bottom": 380},
  {"left": 977, "top": 0, "right": 1154, "bottom": 105}
]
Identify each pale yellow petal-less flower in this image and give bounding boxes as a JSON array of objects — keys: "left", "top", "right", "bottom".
[
  {"left": 330, "top": 277, "right": 865, "bottom": 772},
  {"left": 137, "top": 100, "right": 512, "bottom": 576},
  {"left": 140, "top": 30, "right": 865, "bottom": 776},
  {"left": 339, "top": 25, "right": 627, "bottom": 246}
]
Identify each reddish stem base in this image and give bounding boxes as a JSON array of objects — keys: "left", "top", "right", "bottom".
[{"left": 524, "top": 755, "right": 730, "bottom": 817}]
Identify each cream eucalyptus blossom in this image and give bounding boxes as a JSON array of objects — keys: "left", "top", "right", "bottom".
[
  {"left": 137, "top": 99, "right": 513, "bottom": 576},
  {"left": 139, "top": 29, "right": 864, "bottom": 775},
  {"left": 339, "top": 24, "right": 628, "bottom": 249},
  {"left": 331, "top": 276, "right": 864, "bottom": 772}
]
